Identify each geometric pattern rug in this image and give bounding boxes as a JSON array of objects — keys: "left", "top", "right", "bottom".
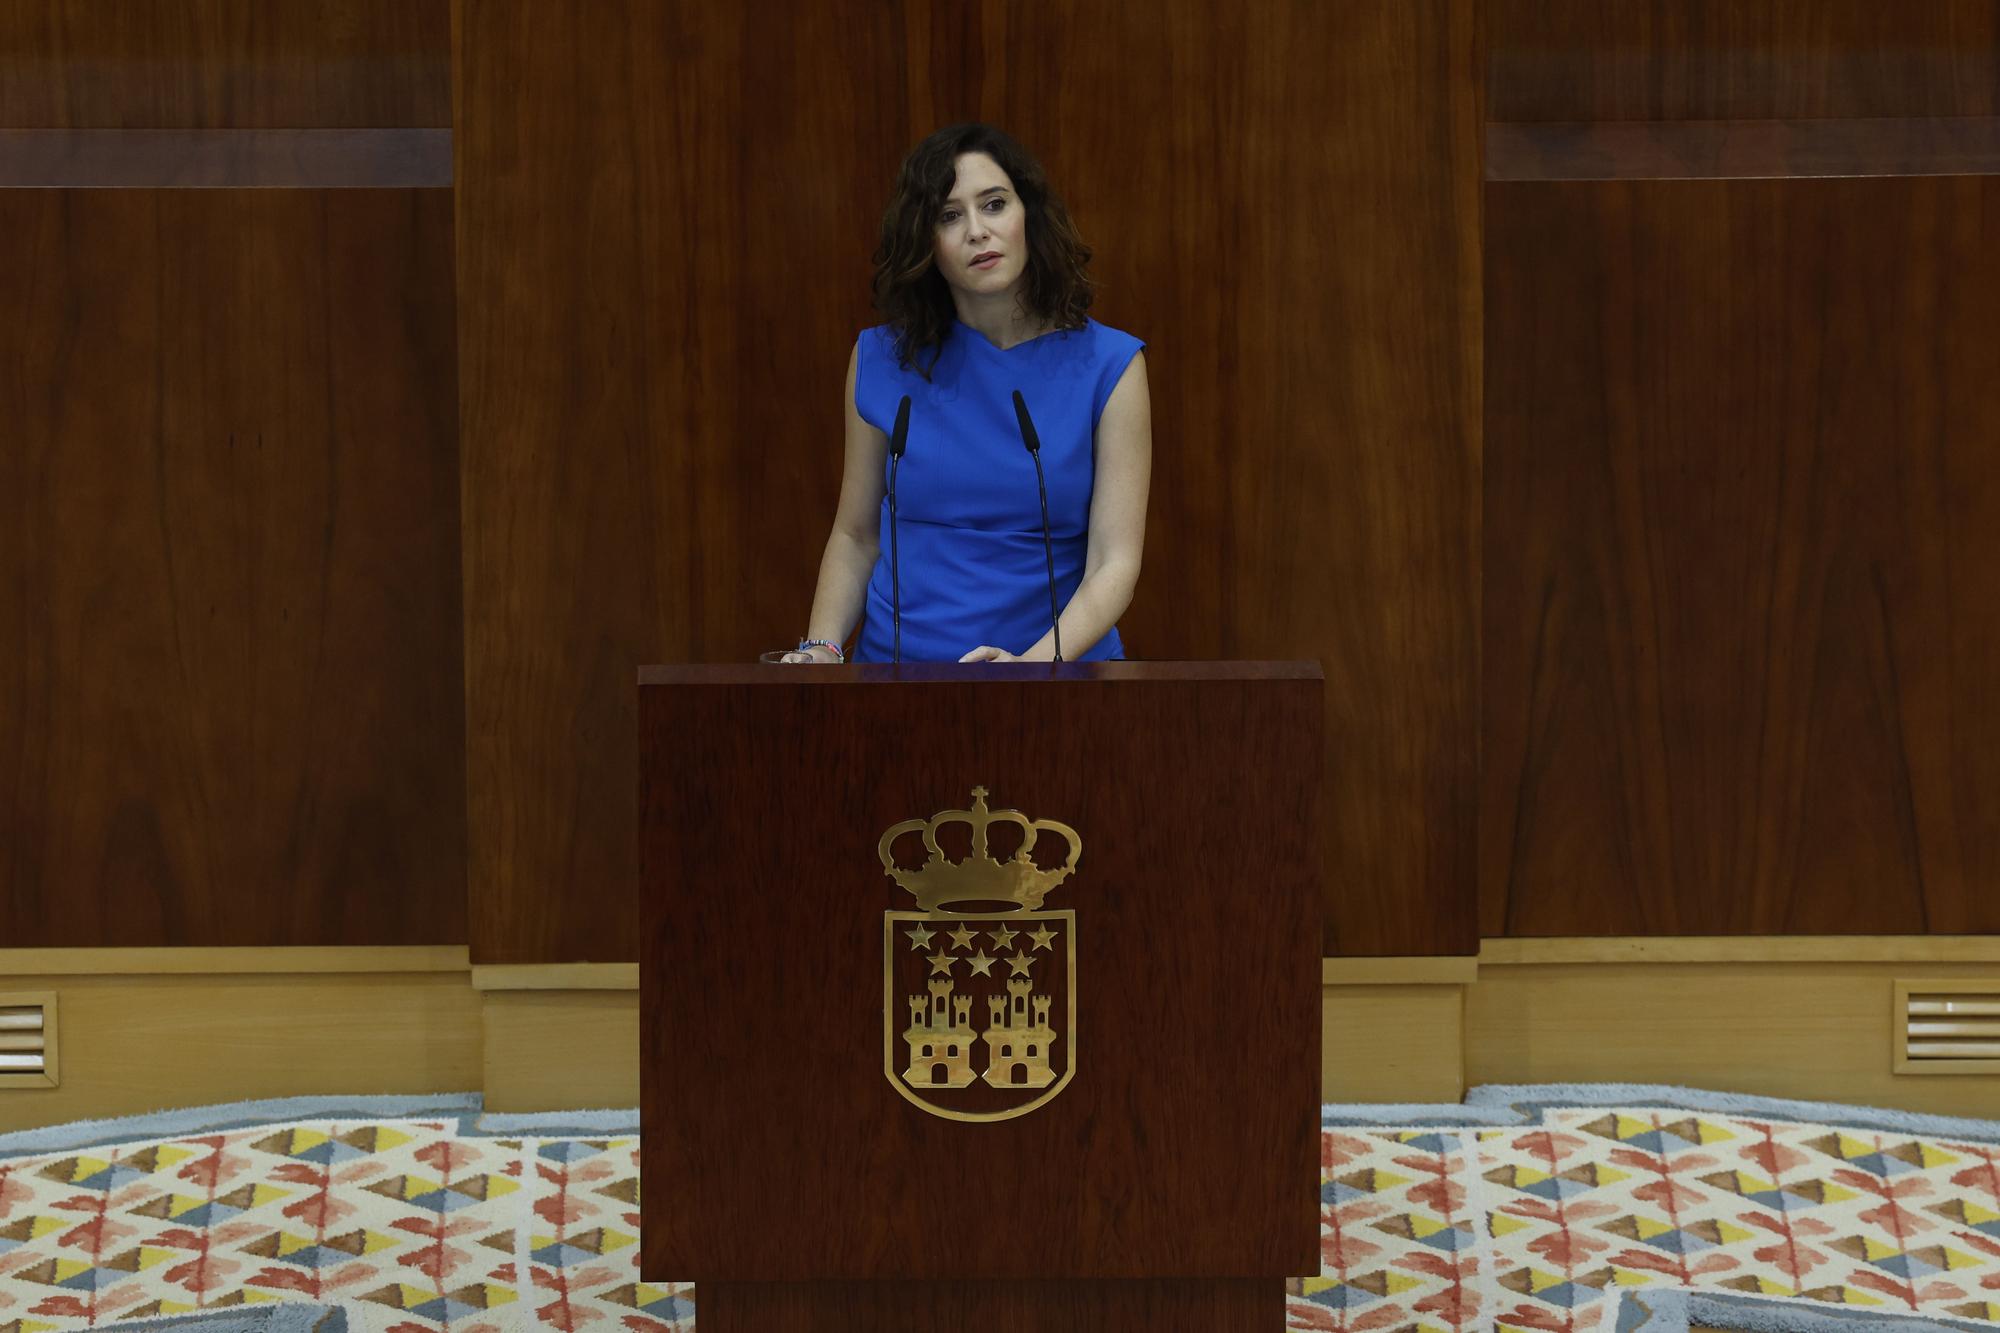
[
  {"left": 1305, "top": 1085, "right": 2000, "bottom": 1333},
  {"left": 0, "top": 1086, "right": 1995, "bottom": 1332},
  {"left": 0, "top": 1097, "right": 670, "bottom": 1333}
]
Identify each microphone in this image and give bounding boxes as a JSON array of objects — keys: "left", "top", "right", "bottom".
[
  {"left": 888, "top": 395, "right": 912, "bottom": 663},
  {"left": 1009, "top": 389, "right": 1063, "bottom": 663}
]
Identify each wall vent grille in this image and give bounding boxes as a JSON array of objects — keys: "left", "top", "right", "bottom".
[
  {"left": 1895, "top": 981, "right": 2000, "bottom": 1075},
  {"left": 0, "top": 994, "right": 57, "bottom": 1088}
]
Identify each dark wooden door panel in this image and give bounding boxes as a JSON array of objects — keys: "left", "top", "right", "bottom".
[
  {"left": 0, "top": 1, "right": 449, "bottom": 128},
  {"left": 0, "top": 189, "right": 465, "bottom": 946},
  {"left": 1483, "top": 177, "right": 2000, "bottom": 936},
  {"left": 1489, "top": 1, "right": 2000, "bottom": 122}
]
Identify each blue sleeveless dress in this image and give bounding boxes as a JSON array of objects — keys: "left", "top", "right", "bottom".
[{"left": 850, "top": 316, "right": 1145, "bottom": 663}]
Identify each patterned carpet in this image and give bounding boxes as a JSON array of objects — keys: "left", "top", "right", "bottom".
[
  {"left": 0, "top": 1099, "right": 675, "bottom": 1333},
  {"left": 0, "top": 1088, "right": 1996, "bottom": 1331},
  {"left": 1302, "top": 1088, "right": 2000, "bottom": 1332}
]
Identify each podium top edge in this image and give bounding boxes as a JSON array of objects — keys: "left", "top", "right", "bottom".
[{"left": 636, "top": 660, "right": 1324, "bottom": 686}]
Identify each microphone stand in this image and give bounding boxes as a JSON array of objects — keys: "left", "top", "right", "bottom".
[
  {"left": 1010, "top": 390, "right": 1063, "bottom": 663},
  {"left": 888, "top": 395, "right": 911, "bottom": 663}
]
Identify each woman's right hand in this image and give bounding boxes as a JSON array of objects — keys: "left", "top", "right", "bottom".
[{"left": 771, "top": 645, "right": 842, "bottom": 664}]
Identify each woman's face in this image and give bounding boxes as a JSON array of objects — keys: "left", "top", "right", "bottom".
[{"left": 931, "top": 151, "right": 1029, "bottom": 304}]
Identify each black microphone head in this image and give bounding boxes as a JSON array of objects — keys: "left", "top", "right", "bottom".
[
  {"left": 1010, "top": 389, "right": 1041, "bottom": 455},
  {"left": 890, "top": 395, "right": 912, "bottom": 459}
]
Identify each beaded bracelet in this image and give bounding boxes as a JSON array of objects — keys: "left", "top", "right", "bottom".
[{"left": 796, "top": 638, "right": 845, "bottom": 662}]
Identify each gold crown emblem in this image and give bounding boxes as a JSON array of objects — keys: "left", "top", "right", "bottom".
[{"left": 878, "top": 787, "right": 1080, "bottom": 913}]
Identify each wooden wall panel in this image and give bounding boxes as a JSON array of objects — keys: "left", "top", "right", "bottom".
[
  {"left": 0, "top": 190, "right": 465, "bottom": 946},
  {"left": 1485, "top": 117, "right": 2000, "bottom": 183},
  {"left": 456, "top": 1, "right": 908, "bottom": 966},
  {"left": 997, "top": 3, "right": 1482, "bottom": 958},
  {"left": 0, "top": 1, "right": 449, "bottom": 128},
  {"left": 458, "top": 0, "right": 1481, "bottom": 963},
  {"left": 1489, "top": 0, "right": 2000, "bottom": 122},
  {"left": 1482, "top": 178, "right": 2000, "bottom": 937}
]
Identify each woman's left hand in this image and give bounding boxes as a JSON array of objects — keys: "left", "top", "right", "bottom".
[{"left": 958, "top": 646, "right": 1021, "bottom": 663}]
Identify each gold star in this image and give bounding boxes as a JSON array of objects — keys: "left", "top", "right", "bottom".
[
  {"left": 948, "top": 924, "right": 980, "bottom": 950},
  {"left": 904, "top": 924, "right": 936, "bottom": 950},
  {"left": 1028, "top": 924, "right": 1058, "bottom": 951},
  {"left": 987, "top": 925, "right": 1021, "bottom": 950},
  {"left": 927, "top": 950, "right": 956, "bottom": 976},
  {"left": 965, "top": 949, "right": 997, "bottom": 976},
  {"left": 1006, "top": 951, "right": 1034, "bottom": 977}
]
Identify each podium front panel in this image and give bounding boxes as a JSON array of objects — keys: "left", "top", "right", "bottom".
[{"left": 638, "top": 662, "right": 1321, "bottom": 1281}]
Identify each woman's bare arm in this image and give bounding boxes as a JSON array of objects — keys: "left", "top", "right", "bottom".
[
  {"left": 795, "top": 339, "right": 887, "bottom": 657},
  {"left": 966, "top": 350, "right": 1151, "bottom": 662}
]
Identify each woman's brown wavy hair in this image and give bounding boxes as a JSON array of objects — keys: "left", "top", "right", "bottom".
[{"left": 872, "top": 124, "right": 1097, "bottom": 380}]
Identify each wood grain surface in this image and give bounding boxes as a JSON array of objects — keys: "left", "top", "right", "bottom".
[
  {"left": 1080, "top": 1, "right": 1481, "bottom": 960},
  {"left": 1486, "top": 116, "right": 2000, "bottom": 182},
  {"left": 1482, "top": 177, "right": 2000, "bottom": 937},
  {"left": 0, "top": 969, "right": 479, "bottom": 1135},
  {"left": 0, "top": 128, "right": 453, "bottom": 188},
  {"left": 458, "top": 0, "right": 1481, "bottom": 964},
  {"left": 0, "top": 0, "right": 449, "bottom": 128},
  {"left": 0, "top": 189, "right": 465, "bottom": 946},
  {"left": 638, "top": 665, "right": 1321, "bottom": 1281},
  {"left": 697, "top": 1278, "right": 1280, "bottom": 1331},
  {"left": 1488, "top": 0, "right": 2000, "bottom": 122},
  {"left": 456, "top": 0, "right": 903, "bottom": 966}
]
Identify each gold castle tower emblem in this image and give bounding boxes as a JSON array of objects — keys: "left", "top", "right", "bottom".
[{"left": 880, "top": 787, "right": 1079, "bottom": 1122}]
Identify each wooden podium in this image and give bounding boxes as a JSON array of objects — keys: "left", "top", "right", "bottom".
[{"left": 637, "top": 661, "right": 1322, "bottom": 1330}]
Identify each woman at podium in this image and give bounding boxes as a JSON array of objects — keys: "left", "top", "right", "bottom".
[{"left": 780, "top": 123, "right": 1151, "bottom": 665}]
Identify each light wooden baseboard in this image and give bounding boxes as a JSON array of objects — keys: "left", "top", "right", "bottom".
[
  {"left": 0, "top": 950, "right": 480, "bottom": 1135},
  {"left": 1324, "top": 938, "right": 2000, "bottom": 1116},
  {"left": 1466, "top": 947, "right": 2000, "bottom": 1119},
  {"left": 472, "top": 964, "right": 1476, "bottom": 1113},
  {"left": 474, "top": 964, "right": 1477, "bottom": 1113},
  {"left": 1323, "top": 983, "right": 1465, "bottom": 1103},
  {"left": 5, "top": 942, "right": 1994, "bottom": 1132},
  {"left": 480, "top": 988, "right": 639, "bottom": 1113}
]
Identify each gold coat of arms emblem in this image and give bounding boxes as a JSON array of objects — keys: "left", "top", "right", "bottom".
[{"left": 880, "top": 787, "right": 1078, "bottom": 1122}]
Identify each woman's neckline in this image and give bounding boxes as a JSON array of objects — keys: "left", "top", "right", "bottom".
[{"left": 953, "top": 315, "right": 1072, "bottom": 353}]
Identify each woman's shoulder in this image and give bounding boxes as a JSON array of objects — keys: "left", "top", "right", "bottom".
[
  {"left": 859, "top": 321, "right": 932, "bottom": 373},
  {"left": 1081, "top": 317, "right": 1145, "bottom": 360},
  {"left": 853, "top": 323, "right": 903, "bottom": 383}
]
